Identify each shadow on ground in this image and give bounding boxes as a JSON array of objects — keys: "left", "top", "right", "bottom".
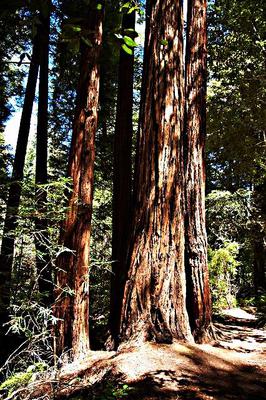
[{"left": 65, "top": 343, "right": 265, "bottom": 400}]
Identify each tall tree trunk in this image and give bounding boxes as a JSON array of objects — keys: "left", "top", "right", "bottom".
[
  {"left": 120, "top": 0, "right": 193, "bottom": 344},
  {"left": 54, "top": 3, "right": 104, "bottom": 359},
  {"left": 110, "top": 8, "right": 135, "bottom": 347},
  {"left": 0, "top": 31, "right": 40, "bottom": 356},
  {"left": 252, "top": 181, "right": 266, "bottom": 295},
  {"left": 35, "top": 1, "right": 53, "bottom": 306},
  {"left": 184, "top": 0, "right": 212, "bottom": 342},
  {"left": 0, "top": 49, "right": 10, "bottom": 135}
]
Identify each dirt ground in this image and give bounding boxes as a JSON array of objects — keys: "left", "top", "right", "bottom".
[{"left": 21, "top": 309, "right": 266, "bottom": 400}]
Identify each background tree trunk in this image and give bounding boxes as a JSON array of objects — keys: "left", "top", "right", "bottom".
[
  {"left": 0, "top": 29, "right": 40, "bottom": 359},
  {"left": 184, "top": 0, "right": 212, "bottom": 342},
  {"left": 120, "top": 0, "right": 193, "bottom": 344},
  {"left": 54, "top": 4, "right": 103, "bottom": 359},
  {"left": 35, "top": 1, "right": 53, "bottom": 306},
  {"left": 252, "top": 181, "right": 266, "bottom": 295},
  {"left": 110, "top": 8, "right": 135, "bottom": 347}
]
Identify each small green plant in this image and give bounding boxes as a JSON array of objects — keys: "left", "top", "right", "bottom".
[
  {"left": 94, "top": 382, "right": 133, "bottom": 400},
  {"left": 112, "top": 384, "right": 132, "bottom": 399},
  {"left": 0, "top": 363, "right": 47, "bottom": 397}
]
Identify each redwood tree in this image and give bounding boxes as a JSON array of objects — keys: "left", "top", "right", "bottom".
[
  {"left": 110, "top": 7, "right": 135, "bottom": 346},
  {"left": 54, "top": 2, "right": 104, "bottom": 359},
  {"left": 120, "top": 0, "right": 193, "bottom": 343},
  {"left": 184, "top": 0, "right": 212, "bottom": 342}
]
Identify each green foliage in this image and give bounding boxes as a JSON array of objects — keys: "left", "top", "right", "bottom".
[
  {"left": 90, "top": 184, "right": 112, "bottom": 348},
  {"left": 0, "top": 371, "right": 32, "bottom": 397},
  {"left": 94, "top": 382, "right": 133, "bottom": 400},
  {"left": 120, "top": 31, "right": 139, "bottom": 55},
  {"left": 67, "top": 382, "right": 133, "bottom": 400},
  {"left": 0, "top": 363, "right": 47, "bottom": 397},
  {"left": 0, "top": 133, "right": 13, "bottom": 229},
  {"left": 0, "top": 177, "right": 71, "bottom": 373},
  {"left": 206, "top": 189, "right": 250, "bottom": 246},
  {"left": 0, "top": 9, "right": 26, "bottom": 132},
  {"left": 207, "top": 0, "right": 265, "bottom": 191},
  {"left": 123, "top": 35, "right": 138, "bottom": 47},
  {"left": 206, "top": 189, "right": 254, "bottom": 288},
  {"left": 208, "top": 242, "right": 240, "bottom": 311},
  {"left": 121, "top": 43, "right": 133, "bottom": 55},
  {"left": 120, "top": 0, "right": 144, "bottom": 16},
  {"left": 256, "top": 294, "right": 266, "bottom": 327}
]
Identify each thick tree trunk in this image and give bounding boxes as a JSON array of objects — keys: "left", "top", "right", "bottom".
[
  {"left": 184, "top": 0, "right": 212, "bottom": 342},
  {"left": 0, "top": 30, "right": 40, "bottom": 358},
  {"left": 54, "top": 4, "right": 103, "bottom": 359},
  {"left": 120, "top": 0, "right": 193, "bottom": 344},
  {"left": 35, "top": 2, "right": 53, "bottom": 306},
  {"left": 110, "top": 8, "right": 135, "bottom": 347}
]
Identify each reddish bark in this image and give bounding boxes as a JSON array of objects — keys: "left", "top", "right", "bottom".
[
  {"left": 110, "top": 8, "right": 135, "bottom": 346},
  {"left": 120, "top": 0, "right": 193, "bottom": 343},
  {"left": 184, "top": 0, "right": 212, "bottom": 342},
  {"left": 54, "top": 4, "right": 103, "bottom": 359}
]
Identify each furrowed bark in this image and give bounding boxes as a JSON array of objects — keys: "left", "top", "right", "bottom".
[
  {"left": 110, "top": 7, "right": 135, "bottom": 347},
  {"left": 184, "top": 0, "right": 212, "bottom": 342},
  {"left": 54, "top": 3, "right": 103, "bottom": 359},
  {"left": 120, "top": 0, "right": 193, "bottom": 344}
]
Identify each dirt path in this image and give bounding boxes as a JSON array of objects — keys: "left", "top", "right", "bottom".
[
  {"left": 104, "top": 311, "right": 266, "bottom": 400},
  {"left": 22, "top": 309, "right": 266, "bottom": 400}
]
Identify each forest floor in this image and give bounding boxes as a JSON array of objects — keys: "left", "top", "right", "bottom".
[{"left": 20, "top": 308, "right": 266, "bottom": 400}]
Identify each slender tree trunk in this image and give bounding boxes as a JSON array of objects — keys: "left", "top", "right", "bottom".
[
  {"left": 0, "top": 50, "right": 9, "bottom": 135},
  {"left": 120, "top": 0, "right": 193, "bottom": 344},
  {"left": 254, "top": 240, "right": 266, "bottom": 294},
  {"left": 0, "top": 31, "right": 40, "bottom": 353},
  {"left": 54, "top": 4, "right": 103, "bottom": 359},
  {"left": 252, "top": 181, "right": 266, "bottom": 295},
  {"left": 184, "top": 0, "right": 212, "bottom": 342},
  {"left": 110, "top": 8, "right": 135, "bottom": 347},
  {"left": 35, "top": 2, "right": 53, "bottom": 306}
]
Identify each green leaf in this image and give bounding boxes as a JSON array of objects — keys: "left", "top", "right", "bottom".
[
  {"left": 81, "top": 36, "right": 92, "bottom": 47},
  {"left": 124, "top": 28, "right": 136, "bottom": 34},
  {"left": 123, "top": 35, "right": 138, "bottom": 48},
  {"left": 122, "top": 44, "right": 133, "bottom": 55},
  {"left": 128, "top": 6, "right": 137, "bottom": 13},
  {"left": 96, "top": 3, "right": 102, "bottom": 10},
  {"left": 120, "top": 1, "right": 131, "bottom": 10},
  {"left": 160, "top": 39, "right": 168, "bottom": 46},
  {"left": 72, "top": 26, "right": 81, "bottom": 32}
]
